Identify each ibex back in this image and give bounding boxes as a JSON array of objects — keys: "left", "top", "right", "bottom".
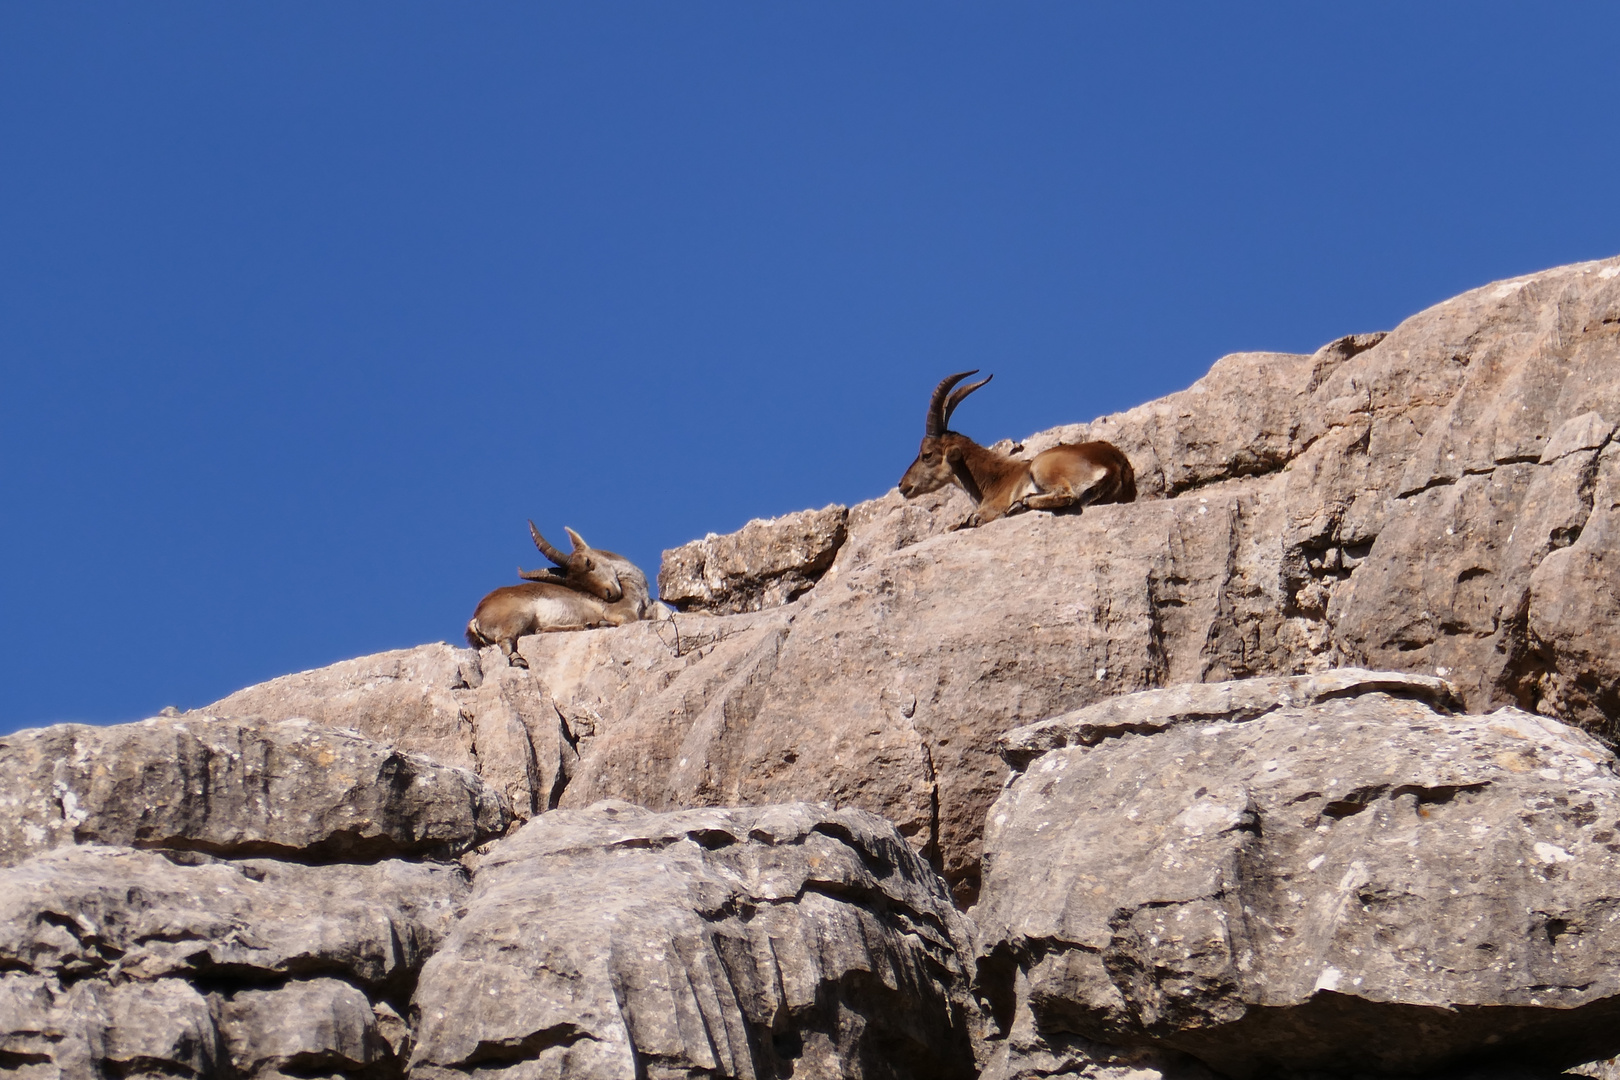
[{"left": 898, "top": 370, "right": 1135, "bottom": 524}]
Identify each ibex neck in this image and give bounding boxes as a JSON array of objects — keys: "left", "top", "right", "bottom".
[{"left": 942, "top": 433, "right": 1023, "bottom": 503}]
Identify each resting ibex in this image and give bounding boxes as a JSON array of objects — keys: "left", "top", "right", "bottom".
[
  {"left": 898, "top": 370, "right": 1135, "bottom": 524},
  {"left": 517, "top": 522, "right": 623, "bottom": 601},
  {"left": 467, "top": 526, "right": 668, "bottom": 667}
]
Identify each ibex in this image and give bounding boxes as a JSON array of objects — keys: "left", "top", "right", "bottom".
[
  {"left": 898, "top": 370, "right": 1135, "bottom": 524},
  {"left": 467, "top": 526, "right": 668, "bottom": 667}
]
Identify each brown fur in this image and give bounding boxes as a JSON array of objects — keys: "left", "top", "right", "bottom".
[
  {"left": 898, "top": 371, "right": 1135, "bottom": 524},
  {"left": 516, "top": 523, "right": 622, "bottom": 601},
  {"left": 466, "top": 581, "right": 650, "bottom": 668},
  {"left": 467, "top": 525, "right": 666, "bottom": 667}
]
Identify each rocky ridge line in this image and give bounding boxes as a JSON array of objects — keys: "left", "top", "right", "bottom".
[{"left": 203, "top": 256, "right": 1620, "bottom": 906}]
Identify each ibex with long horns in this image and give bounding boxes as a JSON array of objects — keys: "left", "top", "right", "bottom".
[
  {"left": 467, "top": 525, "right": 668, "bottom": 667},
  {"left": 898, "top": 370, "right": 1135, "bottom": 524}
]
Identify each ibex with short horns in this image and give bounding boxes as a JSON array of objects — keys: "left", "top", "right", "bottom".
[
  {"left": 898, "top": 370, "right": 1135, "bottom": 524},
  {"left": 468, "top": 525, "right": 668, "bottom": 667}
]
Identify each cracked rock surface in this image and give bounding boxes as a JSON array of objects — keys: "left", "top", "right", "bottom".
[
  {"left": 0, "top": 714, "right": 511, "bottom": 868},
  {"left": 409, "top": 800, "right": 980, "bottom": 1080},
  {"left": 0, "top": 715, "right": 506, "bottom": 1080},
  {"left": 977, "top": 674, "right": 1620, "bottom": 1079}
]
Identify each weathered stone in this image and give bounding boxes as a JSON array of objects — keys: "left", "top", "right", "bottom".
[
  {"left": 811, "top": 485, "right": 978, "bottom": 592},
  {"left": 409, "top": 801, "right": 979, "bottom": 1080},
  {"left": 217, "top": 977, "right": 395, "bottom": 1078},
  {"left": 206, "top": 642, "right": 483, "bottom": 768},
  {"left": 0, "top": 714, "right": 511, "bottom": 866},
  {"left": 999, "top": 668, "right": 1462, "bottom": 769},
  {"left": 658, "top": 503, "right": 849, "bottom": 614},
  {"left": 204, "top": 642, "right": 563, "bottom": 819},
  {"left": 1518, "top": 437, "right": 1620, "bottom": 738},
  {"left": 0, "top": 845, "right": 466, "bottom": 989},
  {"left": 550, "top": 255, "right": 1620, "bottom": 898},
  {"left": 0, "top": 843, "right": 461, "bottom": 1078},
  {"left": 0, "top": 975, "right": 219, "bottom": 1080},
  {"left": 978, "top": 674, "right": 1620, "bottom": 1078}
]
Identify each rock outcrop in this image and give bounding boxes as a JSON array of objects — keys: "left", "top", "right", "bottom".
[
  {"left": 411, "top": 801, "right": 979, "bottom": 1079},
  {"left": 1, "top": 847, "right": 464, "bottom": 1077},
  {"left": 205, "top": 644, "right": 560, "bottom": 818},
  {"left": 659, "top": 504, "right": 851, "bottom": 615},
  {"left": 0, "top": 714, "right": 981, "bottom": 1080},
  {"left": 0, "top": 714, "right": 510, "bottom": 867},
  {"left": 978, "top": 672, "right": 1620, "bottom": 1079},
  {"left": 202, "top": 256, "right": 1620, "bottom": 906},
  {"left": 0, "top": 715, "right": 506, "bottom": 1079}
]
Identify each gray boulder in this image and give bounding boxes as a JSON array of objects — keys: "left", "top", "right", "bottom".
[
  {"left": 216, "top": 978, "right": 399, "bottom": 1078},
  {"left": 0, "top": 713, "right": 509, "bottom": 1079},
  {"left": 0, "top": 713, "right": 512, "bottom": 867},
  {"left": 658, "top": 503, "right": 850, "bottom": 614},
  {"left": 409, "top": 801, "right": 980, "bottom": 1080},
  {"left": 0, "top": 844, "right": 466, "bottom": 1077},
  {"left": 977, "top": 672, "right": 1620, "bottom": 1078}
]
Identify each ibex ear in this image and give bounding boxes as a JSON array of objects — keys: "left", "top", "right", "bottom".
[{"left": 565, "top": 527, "right": 589, "bottom": 551}]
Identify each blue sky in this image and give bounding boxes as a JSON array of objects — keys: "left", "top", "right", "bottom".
[{"left": 3, "top": 5, "right": 1618, "bottom": 732}]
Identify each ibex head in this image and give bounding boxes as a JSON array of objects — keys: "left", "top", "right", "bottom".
[
  {"left": 519, "top": 522, "right": 623, "bottom": 602},
  {"left": 897, "top": 370, "right": 993, "bottom": 499}
]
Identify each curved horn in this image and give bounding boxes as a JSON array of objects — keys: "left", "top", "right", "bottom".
[
  {"left": 564, "top": 526, "right": 590, "bottom": 552},
  {"left": 529, "top": 520, "right": 569, "bottom": 567},
  {"left": 927, "top": 370, "right": 979, "bottom": 437},
  {"left": 942, "top": 373, "right": 992, "bottom": 430}
]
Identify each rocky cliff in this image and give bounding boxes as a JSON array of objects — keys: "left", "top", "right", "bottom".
[{"left": 4, "top": 255, "right": 1619, "bottom": 1078}]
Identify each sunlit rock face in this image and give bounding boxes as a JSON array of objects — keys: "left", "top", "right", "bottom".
[
  {"left": 978, "top": 673, "right": 1620, "bottom": 1078},
  {"left": 410, "top": 801, "right": 980, "bottom": 1080},
  {"left": 0, "top": 714, "right": 502, "bottom": 1079}
]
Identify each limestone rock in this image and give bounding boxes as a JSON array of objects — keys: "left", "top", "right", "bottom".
[
  {"left": 541, "top": 255, "right": 1620, "bottom": 900},
  {"left": 216, "top": 978, "right": 395, "bottom": 1078},
  {"left": 999, "top": 668, "right": 1462, "bottom": 769},
  {"left": 0, "top": 976, "right": 219, "bottom": 1080},
  {"left": 0, "top": 714, "right": 512, "bottom": 867},
  {"left": 204, "top": 643, "right": 560, "bottom": 818},
  {"left": 409, "top": 801, "right": 979, "bottom": 1080},
  {"left": 978, "top": 673, "right": 1620, "bottom": 1078},
  {"left": 0, "top": 844, "right": 463, "bottom": 1077},
  {"left": 658, "top": 503, "right": 849, "bottom": 614},
  {"left": 0, "top": 845, "right": 466, "bottom": 988}
]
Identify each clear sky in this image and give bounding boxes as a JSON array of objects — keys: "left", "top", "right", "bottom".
[{"left": 3, "top": 5, "right": 1618, "bottom": 733}]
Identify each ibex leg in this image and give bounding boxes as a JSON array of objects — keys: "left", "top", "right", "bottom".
[{"left": 1022, "top": 491, "right": 1080, "bottom": 511}]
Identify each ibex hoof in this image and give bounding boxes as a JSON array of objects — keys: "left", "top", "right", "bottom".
[{"left": 507, "top": 654, "right": 530, "bottom": 669}]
